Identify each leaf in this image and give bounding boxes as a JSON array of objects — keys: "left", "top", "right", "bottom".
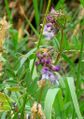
[
  {"left": 29, "top": 59, "right": 38, "bottom": 79},
  {"left": 80, "top": 0, "right": 84, "bottom": 7},
  {"left": 0, "top": 92, "right": 13, "bottom": 112},
  {"left": 33, "top": 0, "right": 40, "bottom": 27},
  {"left": 16, "top": 48, "right": 36, "bottom": 73},
  {"left": 44, "top": 88, "right": 60, "bottom": 119},
  {"left": 67, "top": 77, "right": 83, "bottom": 119},
  {"left": 54, "top": 89, "right": 65, "bottom": 118},
  {"left": 7, "top": 86, "right": 20, "bottom": 92},
  {"left": 9, "top": 29, "right": 18, "bottom": 50},
  {"left": 55, "top": 0, "right": 65, "bottom": 9}
]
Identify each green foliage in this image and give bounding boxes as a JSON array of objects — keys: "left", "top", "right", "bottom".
[
  {"left": 33, "top": 0, "right": 40, "bottom": 27},
  {"left": 66, "top": 77, "right": 82, "bottom": 119},
  {"left": 44, "top": 88, "right": 60, "bottom": 119},
  {"left": 80, "top": 0, "right": 84, "bottom": 7},
  {"left": 0, "top": 0, "right": 84, "bottom": 118}
]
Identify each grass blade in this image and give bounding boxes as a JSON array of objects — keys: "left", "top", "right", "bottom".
[
  {"left": 44, "top": 88, "right": 60, "bottom": 119},
  {"left": 33, "top": 0, "right": 40, "bottom": 27},
  {"left": 67, "top": 77, "right": 82, "bottom": 119}
]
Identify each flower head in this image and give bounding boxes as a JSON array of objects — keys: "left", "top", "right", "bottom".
[
  {"left": 36, "top": 49, "right": 61, "bottom": 85},
  {"left": 41, "top": 67, "right": 59, "bottom": 85},
  {"left": 43, "top": 7, "right": 62, "bottom": 40},
  {"left": 43, "top": 23, "right": 57, "bottom": 40},
  {"left": 50, "top": 7, "right": 63, "bottom": 17},
  {"left": 52, "top": 65, "right": 60, "bottom": 72}
]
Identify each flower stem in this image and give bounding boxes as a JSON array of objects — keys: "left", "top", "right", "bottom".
[
  {"left": 55, "top": 28, "right": 64, "bottom": 64},
  {"left": 31, "top": 0, "right": 51, "bottom": 77}
]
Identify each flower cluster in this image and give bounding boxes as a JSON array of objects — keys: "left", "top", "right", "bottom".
[
  {"left": 43, "top": 7, "right": 62, "bottom": 40},
  {"left": 36, "top": 49, "right": 60, "bottom": 85}
]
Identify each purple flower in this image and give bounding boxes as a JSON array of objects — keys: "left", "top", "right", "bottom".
[
  {"left": 42, "top": 7, "right": 63, "bottom": 40},
  {"left": 41, "top": 67, "right": 49, "bottom": 74},
  {"left": 47, "top": 15, "right": 55, "bottom": 24},
  {"left": 52, "top": 65, "right": 60, "bottom": 72},
  {"left": 41, "top": 67, "right": 59, "bottom": 85},
  {"left": 41, "top": 58, "right": 51, "bottom": 64},
  {"left": 50, "top": 7, "right": 62, "bottom": 17},
  {"left": 41, "top": 58, "right": 46, "bottom": 64},
  {"left": 43, "top": 23, "right": 56, "bottom": 40},
  {"left": 35, "top": 61, "right": 40, "bottom": 66},
  {"left": 36, "top": 53, "right": 42, "bottom": 59},
  {"left": 45, "top": 59, "right": 51, "bottom": 64}
]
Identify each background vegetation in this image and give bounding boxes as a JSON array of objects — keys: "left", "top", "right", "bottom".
[{"left": 0, "top": 0, "right": 84, "bottom": 118}]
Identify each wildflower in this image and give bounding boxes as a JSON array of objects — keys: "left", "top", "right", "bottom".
[
  {"left": 50, "top": 7, "right": 63, "bottom": 18},
  {"left": 35, "top": 61, "right": 40, "bottom": 66},
  {"left": 36, "top": 49, "right": 61, "bottom": 85},
  {"left": 41, "top": 67, "right": 59, "bottom": 85},
  {"left": 36, "top": 52, "right": 42, "bottom": 59},
  {"left": 43, "top": 23, "right": 57, "bottom": 40},
  {"left": 43, "top": 7, "right": 63, "bottom": 40},
  {"left": 36, "top": 51, "right": 51, "bottom": 66},
  {"left": 51, "top": 65, "right": 60, "bottom": 72}
]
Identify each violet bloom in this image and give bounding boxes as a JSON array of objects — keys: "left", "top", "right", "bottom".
[
  {"left": 52, "top": 65, "right": 60, "bottom": 72},
  {"left": 35, "top": 61, "right": 40, "bottom": 66},
  {"left": 47, "top": 15, "right": 55, "bottom": 24},
  {"left": 41, "top": 58, "right": 51, "bottom": 64},
  {"left": 43, "top": 23, "right": 56, "bottom": 40},
  {"left": 50, "top": 7, "right": 63, "bottom": 18},
  {"left": 45, "top": 58, "right": 51, "bottom": 64},
  {"left": 36, "top": 53, "right": 42, "bottom": 59},
  {"left": 41, "top": 67, "right": 59, "bottom": 85}
]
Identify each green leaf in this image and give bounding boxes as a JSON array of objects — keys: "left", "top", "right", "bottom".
[
  {"left": 7, "top": 86, "right": 20, "bottom": 92},
  {"left": 44, "top": 88, "right": 60, "bottom": 119},
  {"left": 30, "top": 59, "right": 38, "bottom": 79},
  {"left": 54, "top": 89, "right": 65, "bottom": 118},
  {"left": 67, "top": 77, "right": 83, "bottom": 119},
  {"left": 9, "top": 29, "right": 18, "bottom": 50},
  {"left": 0, "top": 92, "right": 13, "bottom": 112},
  {"left": 33, "top": 0, "right": 40, "bottom": 27},
  {"left": 16, "top": 48, "right": 36, "bottom": 73},
  {"left": 80, "top": 0, "right": 84, "bottom": 7},
  {"left": 55, "top": 0, "right": 65, "bottom": 9}
]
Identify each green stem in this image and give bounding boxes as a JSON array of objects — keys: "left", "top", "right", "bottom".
[
  {"left": 24, "top": 15, "right": 39, "bottom": 37},
  {"left": 21, "top": 93, "right": 27, "bottom": 118},
  {"left": 31, "top": 0, "right": 51, "bottom": 77},
  {"left": 55, "top": 28, "right": 64, "bottom": 64},
  {"left": 38, "top": 87, "right": 44, "bottom": 103},
  {"left": 33, "top": 0, "right": 40, "bottom": 27}
]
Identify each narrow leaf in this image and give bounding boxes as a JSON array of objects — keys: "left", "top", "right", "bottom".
[
  {"left": 44, "top": 88, "right": 60, "bottom": 119},
  {"left": 67, "top": 77, "right": 82, "bottom": 119}
]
